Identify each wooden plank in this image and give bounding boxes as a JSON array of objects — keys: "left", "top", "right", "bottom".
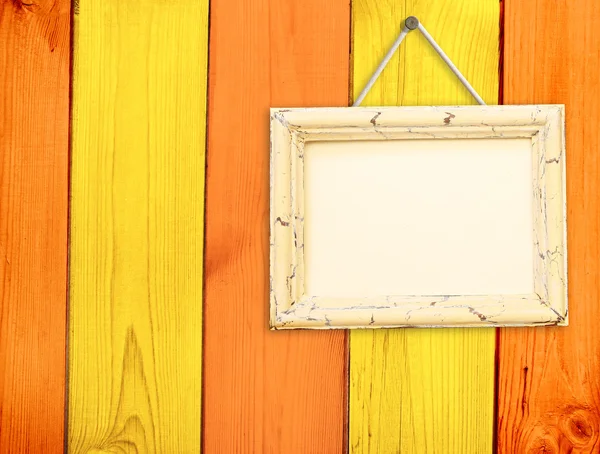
[
  {"left": 349, "top": 2, "right": 499, "bottom": 453},
  {"left": 67, "top": 0, "right": 208, "bottom": 451},
  {"left": 498, "top": 0, "right": 600, "bottom": 451},
  {"left": 0, "top": 1, "right": 70, "bottom": 451},
  {"left": 203, "top": 0, "right": 349, "bottom": 452}
]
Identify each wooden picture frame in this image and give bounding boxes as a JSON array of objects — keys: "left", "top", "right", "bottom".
[{"left": 269, "top": 105, "right": 567, "bottom": 329}]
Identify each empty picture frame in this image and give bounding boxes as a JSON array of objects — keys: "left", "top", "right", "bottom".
[{"left": 269, "top": 105, "right": 567, "bottom": 329}]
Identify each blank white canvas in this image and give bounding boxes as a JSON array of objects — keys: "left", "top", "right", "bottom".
[{"left": 303, "top": 138, "right": 534, "bottom": 297}]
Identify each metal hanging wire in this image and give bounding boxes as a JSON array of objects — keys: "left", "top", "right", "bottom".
[{"left": 353, "top": 16, "right": 486, "bottom": 107}]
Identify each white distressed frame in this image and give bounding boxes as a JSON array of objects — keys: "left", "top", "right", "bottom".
[{"left": 270, "top": 105, "right": 567, "bottom": 329}]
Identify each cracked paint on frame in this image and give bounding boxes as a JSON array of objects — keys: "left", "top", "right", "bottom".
[{"left": 269, "top": 105, "right": 568, "bottom": 329}]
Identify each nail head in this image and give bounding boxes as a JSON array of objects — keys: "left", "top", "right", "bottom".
[{"left": 405, "top": 16, "right": 419, "bottom": 30}]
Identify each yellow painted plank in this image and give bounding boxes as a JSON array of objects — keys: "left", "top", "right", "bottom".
[
  {"left": 349, "top": 1, "right": 499, "bottom": 453},
  {"left": 68, "top": 0, "right": 208, "bottom": 451}
]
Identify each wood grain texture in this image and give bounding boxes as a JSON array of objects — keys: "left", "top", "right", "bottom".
[
  {"left": 68, "top": 0, "right": 208, "bottom": 451},
  {"left": 203, "top": 0, "right": 349, "bottom": 452},
  {"left": 349, "top": 1, "right": 499, "bottom": 452},
  {"left": 0, "top": 0, "right": 70, "bottom": 451},
  {"left": 498, "top": 1, "right": 600, "bottom": 452}
]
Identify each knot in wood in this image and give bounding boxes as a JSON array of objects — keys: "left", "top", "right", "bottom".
[{"left": 560, "top": 407, "right": 597, "bottom": 447}]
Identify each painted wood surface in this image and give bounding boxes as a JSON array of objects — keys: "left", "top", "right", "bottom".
[
  {"left": 349, "top": 1, "right": 499, "bottom": 452},
  {"left": 68, "top": 0, "right": 208, "bottom": 451},
  {"left": 498, "top": 0, "right": 600, "bottom": 452},
  {"left": 203, "top": 0, "right": 350, "bottom": 452},
  {"left": 0, "top": 0, "right": 70, "bottom": 451},
  {"left": 270, "top": 105, "right": 566, "bottom": 329}
]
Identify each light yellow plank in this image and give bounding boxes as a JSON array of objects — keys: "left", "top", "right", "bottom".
[
  {"left": 349, "top": 1, "right": 499, "bottom": 453},
  {"left": 68, "top": 0, "right": 208, "bottom": 451}
]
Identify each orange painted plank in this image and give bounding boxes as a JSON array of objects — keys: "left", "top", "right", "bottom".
[
  {"left": 0, "top": 0, "right": 70, "bottom": 451},
  {"left": 203, "top": 0, "right": 350, "bottom": 451},
  {"left": 498, "top": 0, "right": 600, "bottom": 452}
]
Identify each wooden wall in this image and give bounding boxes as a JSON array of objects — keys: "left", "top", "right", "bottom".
[
  {"left": 67, "top": 0, "right": 208, "bottom": 451},
  {"left": 349, "top": 1, "right": 498, "bottom": 452},
  {"left": 0, "top": 0, "right": 599, "bottom": 452},
  {"left": 203, "top": 0, "right": 349, "bottom": 452},
  {"left": 498, "top": 0, "right": 600, "bottom": 451},
  {"left": 0, "top": 0, "right": 70, "bottom": 450}
]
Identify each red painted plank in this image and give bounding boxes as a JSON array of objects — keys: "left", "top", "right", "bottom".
[{"left": 0, "top": 0, "right": 70, "bottom": 451}]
